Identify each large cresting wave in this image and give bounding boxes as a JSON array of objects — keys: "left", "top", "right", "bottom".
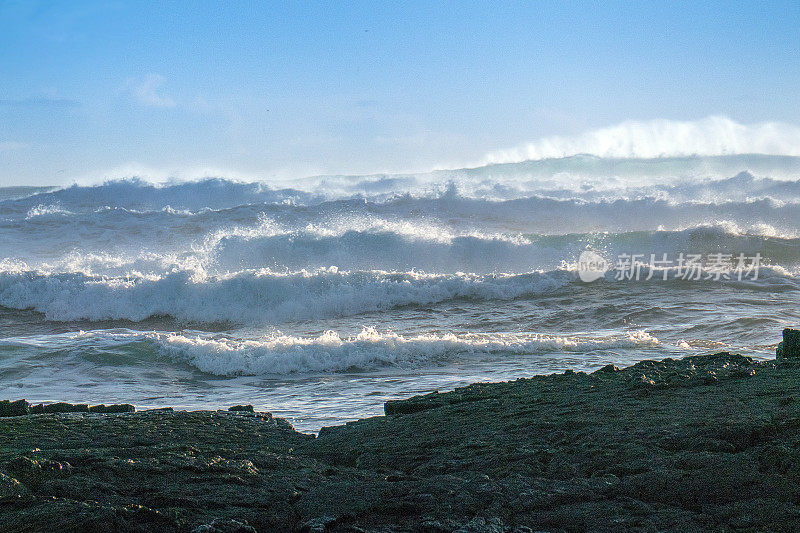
[{"left": 0, "top": 269, "right": 572, "bottom": 324}]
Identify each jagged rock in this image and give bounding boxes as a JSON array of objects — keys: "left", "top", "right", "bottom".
[
  {"left": 228, "top": 405, "right": 254, "bottom": 412},
  {"left": 89, "top": 403, "right": 135, "bottom": 413},
  {"left": 0, "top": 399, "right": 29, "bottom": 417},
  {"left": 776, "top": 328, "right": 800, "bottom": 359}
]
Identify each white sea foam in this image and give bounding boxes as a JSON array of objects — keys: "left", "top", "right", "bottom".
[
  {"left": 155, "top": 328, "right": 663, "bottom": 375},
  {"left": 481, "top": 117, "right": 800, "bottom": 165},
  {"left": 25, "top": 204, "right": 72, "bottom": 219}
]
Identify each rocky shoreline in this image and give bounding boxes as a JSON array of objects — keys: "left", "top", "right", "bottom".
[{"left": 1, "top": 350, "right": 799, "bottom": 532}]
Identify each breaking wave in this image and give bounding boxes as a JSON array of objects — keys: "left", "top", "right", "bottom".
[
  {"left": 155, "top": 328, "right": 665, "bottom": 374},
  {"left": 3, "top": 218, "right": 800, "bottom": 279},
  {"left": 0, "top": 328, "right": 664, "bottom": 375},
  {"left": 0, "top": 269, "right": 572, "bottom": 324},
  {"left": 1, "top": 261, "right": 798, "bottom": 326}
]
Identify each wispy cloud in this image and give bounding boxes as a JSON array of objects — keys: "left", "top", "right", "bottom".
[
  {"left": 481, "top": 116, "right": 800, "bottom": 164},
  {"left": 132, "top": 74, "right": 175, "bottom": 108}
]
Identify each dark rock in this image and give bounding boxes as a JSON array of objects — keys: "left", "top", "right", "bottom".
[
  {"left": 40, "top": 402, "right": 89, "bottom": 414},
  {"left": 0, "top": 472, "right": 30, "bottom": 502},
  {"left": 1, "top": 350, "right": 800, "bottom": 531},
  {"left": 595, "top": 364, "right": 620, "bottom": 373},
  {"left": 228, "top": 405, "right": 254, "bottom": 413},
  {"left": 385, "top": 392, "right": 444, "bottom": 415},
  {"left": 454, "top": 517, "right": 505, "bottom": 532},
  {"left": 7, "top": 456, "right": 73, "bottom": 487},
  {"left": 776, "top": 328, "right": 800, "bottom": 359},
  {"left": 192, "top": 518, "right": 257, "bottom": 532},
  {"left": 0, "top": 399, "right": 29, "bottom": 417},
  {"left": 89, "top": 403, "right": 135, "bottom": 413},
  {"left": 419, "top": 520, "right": 453, "bottom": 533},
  {"left": 298, "top": 515, "right": 336, "bottom": 532},
  {"left": 146, "top": 407, "right": 174, "bottom": 412}
]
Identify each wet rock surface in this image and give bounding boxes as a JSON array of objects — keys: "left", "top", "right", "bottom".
[{"left": 1, "top": 352, "right": 799, "bottom": 532}]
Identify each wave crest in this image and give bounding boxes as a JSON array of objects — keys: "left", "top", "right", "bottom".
[{"left": 156, "top": 328, "right": 663, "bottom": 375}]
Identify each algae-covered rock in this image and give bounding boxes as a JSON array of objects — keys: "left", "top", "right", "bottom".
[{"left": 228, "top": 405, "right": 254, "bottom": 412}]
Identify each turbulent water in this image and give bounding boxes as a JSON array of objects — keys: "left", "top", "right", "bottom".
[{"left": 2, "top": 154, "right": 800, "bottom": 431}]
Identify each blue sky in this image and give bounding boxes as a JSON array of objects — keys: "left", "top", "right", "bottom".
[{"left": 1, "top": 1, "right": 799, "bottom": 185}]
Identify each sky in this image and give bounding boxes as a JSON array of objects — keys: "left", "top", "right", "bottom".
[{"left": 1, "top": 0, "right": 799, "bottom": 186}]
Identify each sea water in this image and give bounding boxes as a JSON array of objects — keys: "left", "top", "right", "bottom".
[{"left": 1, "top": 154, "right": 799, "bottom": 431}]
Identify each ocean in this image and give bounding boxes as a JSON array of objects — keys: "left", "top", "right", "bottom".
[{"left": 2, "top": 154, "right": 799, "bottom": 432}]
